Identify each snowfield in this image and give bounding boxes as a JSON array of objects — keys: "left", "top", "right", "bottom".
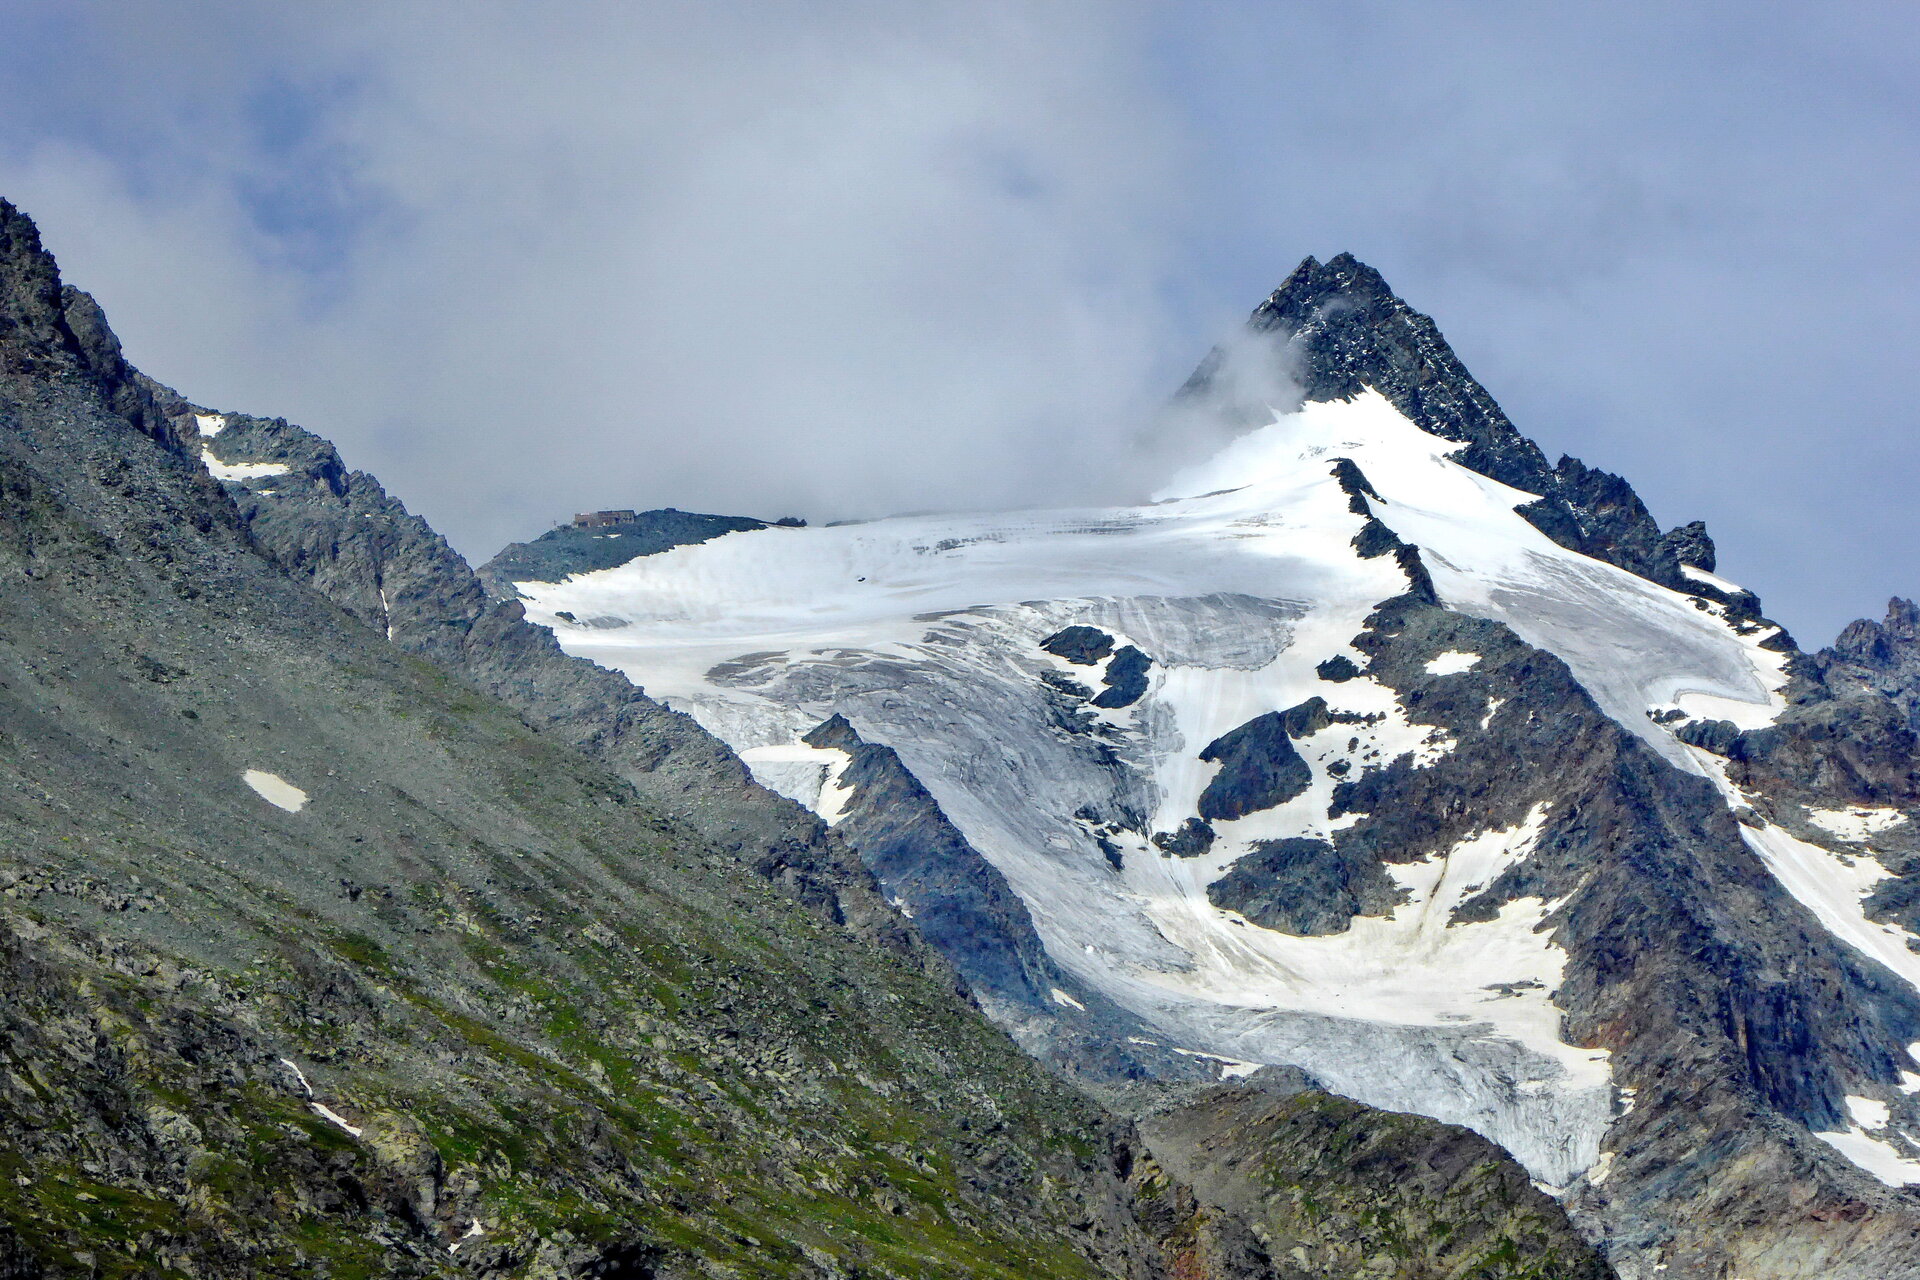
[{"left": 517, "top": 391, "right": 1791, "bottom": 1184}]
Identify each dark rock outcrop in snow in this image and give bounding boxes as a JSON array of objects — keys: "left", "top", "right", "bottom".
[
  {"left": 803, "top": 714, "right": 1196, "bottom": 1082},
  {"left": 1206, "top": 836, "right": 1401, "bottom": 937},
  {"left": 1153, "top": 817, "right": 1218, "bottom": 858},
  {"left": 1328, "top": 455, "right": 1439, "bottom": 604},
  {"left": 1196, "top": 711, "right": 1314, "bottom": 822},
  {"left": 1041, "top": 624, "right": 1117, "bottom": 666},
  {"left": 479, "top": 507, "right": 772, "bottom": 598},
  {"left": 1093, "top": 645, "right": 1153, "bottom": 709}
]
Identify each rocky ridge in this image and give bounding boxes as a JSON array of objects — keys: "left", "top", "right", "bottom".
[
  {"left": 1196, "top": 253, "right": 1782, "bottom": 636},
  {"left": 135, "top": 389, "right": 908, "bottom": 954},
  {"left": 1138, "top": 1081, "right": 1613, "bottom": 1280},
  {"left": 478, "top": 511, "right": 776, "bottom": 601}
]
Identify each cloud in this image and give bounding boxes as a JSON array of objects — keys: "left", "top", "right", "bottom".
[
  {"left": 2, "top": 0, "right": 1195, "bottom": 550},
  {"left": 3, "top": 2, "right": 1919, "bottom": 643}
]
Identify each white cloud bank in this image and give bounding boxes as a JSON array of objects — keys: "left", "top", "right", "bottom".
[{"left": 3, "top": 1, "right": 1197, "bottom": 553}]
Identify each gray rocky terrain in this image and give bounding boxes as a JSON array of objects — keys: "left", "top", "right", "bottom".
[
  {"left": 133, "top": 386, "right": 913, "bottom": 957},
  {"left": 0, "top": 195, "right": 1176, "bottom": 1279},
  {"left": 1137, "top": 1080, "right": 1612, "bottom": 1280}
]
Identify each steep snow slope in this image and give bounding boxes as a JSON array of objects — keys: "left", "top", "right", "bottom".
[{"left": 515, "top": 391, "right": 1786, "bottom": 1185}]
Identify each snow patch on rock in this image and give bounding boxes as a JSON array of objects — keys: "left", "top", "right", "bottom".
[
  {"left": 244, "top": 769, "right": 308, "bottom": 813},
  {"left": 1846, "top": 1095, "right": 1892, "bottom": 1130},
  {"left": 1679, "top": 563, "right": 1744, "bottom": 595},
  {"left": 1424, "top": 650, "right": 1481, "bottom": 675},
  {"left": 1737, "top": 822, "right": 1920, "bottom": 995},
  {"left": 279, "top": 1057, "right": 361, "bottom": 1137},
  {"left": 1169, "top": 1047, "right": 1263, "bottom": 1079},
  {"left": 309, "top": 1101, "right": 364, "bottom": 1138},
  {"left": 1808, "top": 806, "right": 1907, "bottom": 843},
  {"left": 203, "top": 450, "right": 289, "bottom": 482},
  {"left": 1815, "top": 1126, "right": 1920, "bottom": 1186},
  {"left": 737, "top": 743, "right": 853, "bottom": 824}
]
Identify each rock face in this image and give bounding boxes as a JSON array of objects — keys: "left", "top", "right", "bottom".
[
  {"left": 1188, "top": 253, "right": 1741, "bottom": 602},
  {"left": 1808, "top": 598, "right": 1920, "bottom": 730},
  {"left": 1196, "top": 712, "right": 1314, "bottom": 822},
  {"left": 800, "top": 713, "right": 1195, "bottom": 1083},
  {"left": 498, "top": 256, "right": 1920, "bottom": 1277},
  {"left": 1138, "top": 1083, "right": 1615, "bottom": 1280},
  {"left": 1205, "top": 836, "right": 1394, "bottom": 937},
  {"left": 130, "top": 385, "right": 910, "bottom": 956}
]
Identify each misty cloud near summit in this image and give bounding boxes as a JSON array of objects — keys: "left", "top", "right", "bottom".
[
  {"left": 2, "top": 2, "right": 1918, "bottom": 642},
  {"left": 0, "top": 2, "right": 1202, "bottom": 542}
]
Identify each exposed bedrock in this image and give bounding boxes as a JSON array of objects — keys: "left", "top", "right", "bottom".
[
  {"left": 479, "top": 507, "right": 773, "bottom": 599},
  {"left": 1206, "top": 836, "right": 1399, "bottom": 937},
  {"left": 1094, "top": 645, "right": 1155, "bottom": 709},
  {"left": 1188, "top": 252, "right": 1784, "bottom": 629},
  {"left": 1138, "top": 1083, "right": 1616, "bottom": 1280},
  {"left": 802, "top": 713, "right": 1195, "bottom": 1082},
  {"left": 1328, "top": 598, "right": 1920, "bottom": 1278},
  {"left": 1042, "top": 624, "right": 1118, "bottom": 666},
  {"left": 1196, "top": 709, "right": 1314, "bottom": 822}
]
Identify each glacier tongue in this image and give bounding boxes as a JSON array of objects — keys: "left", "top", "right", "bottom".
[{"left": 517, "top": 391, "right": 1788, "bottom": 1185}]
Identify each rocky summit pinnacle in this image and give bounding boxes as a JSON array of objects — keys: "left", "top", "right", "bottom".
[{"left": 1188, "top": 252, "right": 1751, "bottom": 611}]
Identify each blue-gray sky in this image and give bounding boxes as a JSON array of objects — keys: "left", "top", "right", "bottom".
[{"left": 2, "top": 2, "right": 1915, "bottom": 644}]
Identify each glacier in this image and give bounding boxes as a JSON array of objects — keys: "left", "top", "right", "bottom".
[{"left": 514, "top": 390, "right": 1793, "bottom": 1186}]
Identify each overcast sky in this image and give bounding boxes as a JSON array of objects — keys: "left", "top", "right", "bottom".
[{"left": 2, "top": 2, "right": 1915, "bottom": 643}]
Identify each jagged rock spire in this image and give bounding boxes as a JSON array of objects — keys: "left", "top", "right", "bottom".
[
  {"left": 1243, "top": 253, "right": 1557, "bottom": 497},
  {"left": 1811, "top": 597, "right": 1920, "bottom": 725},
  {"left": 1188, "top": 252, "right": 1774, "bottom": 631},
  {"left": 0, "top": 197, "right": 171, "bottom": 444},
  {"left": 0, "top": 197, "right": 88, "bottom": 378}
]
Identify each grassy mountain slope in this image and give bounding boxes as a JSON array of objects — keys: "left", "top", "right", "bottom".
[{"left": 0, "top": 196, "right": 1168, "bottom": 1279}]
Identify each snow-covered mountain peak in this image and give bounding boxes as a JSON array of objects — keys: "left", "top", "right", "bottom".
[
  {"left": 477, "top": 249, "right": 1920, "bottom": 1272},
  {"left": 506, "top": 383, "right": 1801, "bottom": 1188}
]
